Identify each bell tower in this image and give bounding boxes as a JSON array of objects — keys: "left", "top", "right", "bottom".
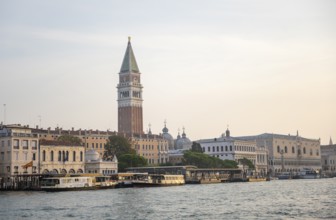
[{"left": 117, "top": 37, "right": 143, "bottom": 134}]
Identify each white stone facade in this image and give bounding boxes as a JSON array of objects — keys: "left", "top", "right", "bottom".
[
  {"left": 40, "top": 142, "right": 85, "bottom": 174},
  {"left": 0, "top": 125, "right": 39, "bottom": 177}
]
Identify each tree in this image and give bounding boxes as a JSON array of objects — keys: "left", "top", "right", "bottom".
[
  {"left": 182, "top": 150, "right": 238, "bottom": 168},
  {"left": 191, "top": 142, "right": 203, "bottom": 153},
  {"left": 103, "top": 135, "right": 135, "bottom": 160},
  {"left": 238, "top": 157, "right": 255, "bottom": 169},
  {"left": 57, "top": 135, "right": 82, "bottom": 145},
  {"left": 118, "top": 154, "right": 148, "bottom": 172}
]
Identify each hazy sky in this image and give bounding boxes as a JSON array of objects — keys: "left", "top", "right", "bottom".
[{"left": 1, "top": 0, "right": 335, "bottom": 144}]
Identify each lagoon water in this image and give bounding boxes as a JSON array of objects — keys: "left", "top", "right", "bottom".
[{"left": 1, "top": 178, "right": 336, "bottom": 220}]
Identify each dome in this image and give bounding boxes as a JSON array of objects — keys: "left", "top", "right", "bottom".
[
  {"left": 85, "top": 149, "right": 100, "bottom": 162},
  {"left": 175, "top": 128, "right": 192, "bottom": 150},
  {"left": 176, "top": 137, "right": 192, "bottom": 150},
  {"left": 162, "top": 126, "right": 169, "bottom": 133},
  {"left": 162, "top": 121, "right": 175, "bottom": 150}
]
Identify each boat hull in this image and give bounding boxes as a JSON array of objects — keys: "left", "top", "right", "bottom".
[{"left": 41, "top": 185, "right": 116, "bottom": 192}]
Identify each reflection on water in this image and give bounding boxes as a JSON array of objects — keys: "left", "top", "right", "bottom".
[{"left": 1, "top": 178, "right": 336, "bottom": 219}]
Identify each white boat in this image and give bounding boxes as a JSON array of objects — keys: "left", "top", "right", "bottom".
[
  {"left": 298, "top": 168, "right": 320, "bottom": 179},
  {"left": 132, "top": 174, "right": 185, "bottom": 187},
  {"left": 40, "top": 175, "right": 117, "bottom": 191}
]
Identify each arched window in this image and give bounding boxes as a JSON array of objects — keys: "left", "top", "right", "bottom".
[
  {"left": 202, "top": 147, "right": 205, "bottom": 152},
  {"left": 303, "top": 147, "right": 306, "bottom": 154},
  {"left": 42, "top": 150, "right": 46, "bottom": 161},
  {"left": 58, "top": 151, "right": 62, "bottom": 161},
  {"left": 66, "top": 151, "right": 69, "bottom": 161},
  {"left": 230, "top": 145, "right": 232, "bottom": 151},
  {"left": 277, "top": 146, "right": 280, "bottom": 153},
  {"left": 80, "top": 151, "right": 83, "bottom": 162},
  {"left": 51, "top": 151, "right": 54, "bottom": 161},
  {"left": 284, "top": 146, "right": 287, "bottom": 153},
  {"left": 225, "top": 146, "right": 228, "bottom": 151},
  {"left": 292, "top": 146, "right": 295, "bottom": 154},
  {"left": 212, "top": 146, "right": 215, "bottom": 152},
  {"left": 73, "top": 151, "right": 76, "bottom": 161}
]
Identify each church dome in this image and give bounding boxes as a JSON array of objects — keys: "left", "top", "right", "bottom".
[
  {"left": 85, "top": 149, "right": 100, "bottom": 162},
  {"left": 162, "top": 121, "right": 174, "bottom": 150},
  {"left": 175, "top": 128, "right": 192, "bottom": 150}
]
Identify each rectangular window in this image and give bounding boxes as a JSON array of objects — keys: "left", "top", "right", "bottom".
[
  {"left": 24, "top": 153, "right": 28, "bottom": 161},
  {"left": 13, "top": 139, "right": 19, "bottom": 149},
  {"left": 22, "top": 140, "right": 28, "bottom": 150},
  {"left": 7, "top": 140, "right": 11, "bottom": 148},
  {"left": 0, "top": 152, "right": 4, "bottom": 160},
  {"left": 96, "top": 143, "right": 98, "bottom": 148},
  {"left": 32, "top": 153, "right": 36, "bottom": 161},
  {"left": 31, "top": 140, "right": 37, "bottom": 150},
  {"left": 15, "top": 152, "right": 18, "bottom": 161},
  {"left": 92, "top": 143, "right": 94, "bottom": 148},
  {"left": 100, "top": 143, "right": 102, "bottom": 149},
  {"left": 1, "top": 141, "right": 4, "bottom": 148},
  {"left": 208, "top": 147, "right": 210, "bottom": 152}
]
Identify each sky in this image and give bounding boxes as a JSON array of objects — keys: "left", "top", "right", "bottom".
[{"left": 0, "top": 0, "right": 335, "bottom": 144}]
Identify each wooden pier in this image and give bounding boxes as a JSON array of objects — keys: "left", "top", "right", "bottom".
[
  {"left": 0, "top": 174, "right": 43, "bottom": 191},
  {"left": 126, "top": 166, "right": 245, "bottom": 183}
]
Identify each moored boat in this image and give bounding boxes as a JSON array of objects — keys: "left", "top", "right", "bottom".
[
  {"left": 132, "top": 174, "right": 185, "bottom": 187},
  {"left": 277, "top": 172, "right": 292, "bottom": 180},
  {"left": 247, "top": 176, "right": 268, "bottom": 182},
  {"left": 298, "top": 168, "right": 320, "bottom": 179},
  {"left": 40, "top": 174, "right": 117, "bottom": 191}
]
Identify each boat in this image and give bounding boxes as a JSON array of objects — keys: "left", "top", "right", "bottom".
[
  {"left": 277, "top": 172, "right": 292, "bottom": 180},
  {"left": 298, "top": 168, "right": 320, "bottom": 179},
  {"left": 247, "top": 176, "right": 268, "bottom": 182},
  {"left": 110, "top": 173, "right": 148, "bottom": 188},
  {"left": 132, "top": 174, "right": 185, "bottom": 187},
  {"left": 40, "top": 174, "right": 117, "bottom": 191}
]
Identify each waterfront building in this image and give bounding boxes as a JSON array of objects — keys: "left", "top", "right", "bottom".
[
  {"left": 197, "top": 129, "right": 262, "bottom": 171},
  {"left": 320, "top": 138, "right": 336, "bottom": 177},
  {"left": 32, "top": 127, "right": 117, "bottom": 158},
  {"left": 168, "top": 149, "right": 185, "bottom": 165},
  {"left": 85, "top": 149, "right": 118, "bottom": 175},
  {"left": 238, "top": 132, "right": 321, "bottom": 175},
  {"left": 117, "top": 37, "right": 143, "bottom": 134},
  {"left": 131, "top": 133, "right": 169, "bottom": 165},
  {"left": 0, "top": 124, "right": 39, "bottom": 177},
  {"left": 40, "top": 140, "right": 85, "bottom": 174}
]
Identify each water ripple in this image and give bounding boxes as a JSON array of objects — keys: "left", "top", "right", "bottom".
[{"left": 1, "top": 178, "right": 336, "bottom": 219}]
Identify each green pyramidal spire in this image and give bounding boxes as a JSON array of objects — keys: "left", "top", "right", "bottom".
[{"left": 120, "top": 37, "right": 140, "bottom": 73}]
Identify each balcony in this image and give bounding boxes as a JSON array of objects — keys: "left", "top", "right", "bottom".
[
  {"left": 22, "top": 146, "right": 28, "bottom": 150},
  {"left": 13, "top": 146, "right": 19, "bottom": 149},
  {"left": 32, "top": 147, "right": 37, "bottom": 150}
]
